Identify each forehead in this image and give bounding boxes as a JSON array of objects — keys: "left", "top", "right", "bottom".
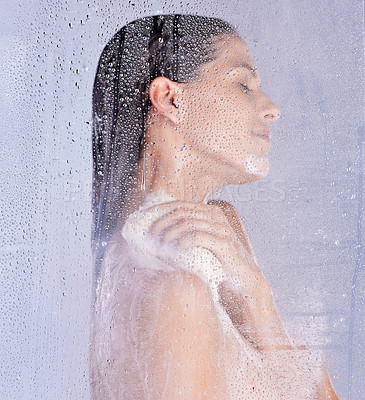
[
  {"left": 215, "top": 36, "right": 253, "bottom": 61},
  {"left": 196, "top": 36, "right": 259, "bottom": 81}
]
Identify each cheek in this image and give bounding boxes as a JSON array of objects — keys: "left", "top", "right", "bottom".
[
  {"left": 211, "top": 94, "right": 255, "bottom": 140},
  {"left": 181, "top": 91, "right": 256, "bottom": 151},
  {"left": 182, "top": 94, "right": 220, "bottom": 131}
]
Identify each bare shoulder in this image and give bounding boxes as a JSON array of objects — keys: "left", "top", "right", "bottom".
[
  {"left": 207, "top": 199, "right": 243, "bottom": 224},
  {"left": 208, "top": 198, "right": 236, "bottom": 212},
  {"left": 208, "top": 200, "right": 249, "bottom": 244},
  {"left": 106, "top": 224, "right": 218, "bottom": 308}
]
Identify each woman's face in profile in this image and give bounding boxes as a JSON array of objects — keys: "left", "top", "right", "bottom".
[{"left": 178, "top": 36, "right": 280, "bottom": 183}]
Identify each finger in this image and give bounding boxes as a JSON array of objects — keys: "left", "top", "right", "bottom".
[
  {"left": 158, "top": 218, "right": 231, "bottom": 244},
  {"left": 183, "top": 232, "right": 258, "bottom": 285},
  {"left": 175, "top": 231, "right": 244, "bottom": 264},
  {"left": 142, "top": 199, "right": 199, "bottom": 213},
  {"left": 143, "top": 200, "right": 227, "bottom": 224},
  {"left": 148, "top": 205, "right": 227, "bottom": 237}
]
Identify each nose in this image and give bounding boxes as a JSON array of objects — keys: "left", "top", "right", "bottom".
[{"left": 259, "top": 92, "right": 280, "bottom": 124}]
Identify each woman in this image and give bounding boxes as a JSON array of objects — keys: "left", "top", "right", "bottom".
[{"left": 89, "top": 14, "right": 340, "bottom": 399}]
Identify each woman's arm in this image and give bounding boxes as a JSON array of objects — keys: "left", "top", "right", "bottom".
[
  {"left": 129, "top": 269, "right": 227, "bottom": 399},
  {"left": 213, "top": 200, "right": 340, "bottom": 399},
  {"left": 317, "top": 368, "right": 341, "bottom": 400},
  {"left": 209, "top": 199, "right": 293, "bottom": 350}
]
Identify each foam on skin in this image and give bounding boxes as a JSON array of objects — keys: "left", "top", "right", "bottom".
[{"left": 244, "top": 154, "right": 269, "bottom": 177}]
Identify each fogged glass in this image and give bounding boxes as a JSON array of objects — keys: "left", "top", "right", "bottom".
[{"left": 1, "top": 1, "right": 363, "bottom": 399}]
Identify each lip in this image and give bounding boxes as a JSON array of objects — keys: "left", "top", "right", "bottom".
[{"left": 252, "top": 129, "right": 271, "bottom": 142}]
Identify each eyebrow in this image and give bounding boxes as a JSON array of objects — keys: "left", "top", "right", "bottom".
[{"left": 230, "top": 62, "right": 259, "bottom": 79}]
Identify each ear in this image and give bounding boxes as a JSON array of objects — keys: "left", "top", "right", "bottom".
[{"left": 148, "top": 77, "right": 181, "bottom": 124}]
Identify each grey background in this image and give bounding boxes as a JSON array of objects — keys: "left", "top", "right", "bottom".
[{"left": 1, "top": 0, "right": 364, "bottom": 399}]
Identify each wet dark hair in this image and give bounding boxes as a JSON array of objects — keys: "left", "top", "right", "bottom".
[{"left": 92, "top": 14, "right": 238, "bottom": 286}]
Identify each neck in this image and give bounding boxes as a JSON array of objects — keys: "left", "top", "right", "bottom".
[
  {"left": 121, "top": 122, "right": 244, "bottom": 220},
  {"left": 130, "top": 143, "right": 226, "bottom": 206}
]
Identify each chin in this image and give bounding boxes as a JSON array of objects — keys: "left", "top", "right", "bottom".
[
  {"left": 243, "top": 154, "right": 269, "bottom": 178},
  {"left": 230, "top": 155, "right": 269, "bottom": 185},
  {"left": 234, "top": 168, "right": 269, "bottom": 186},
  {"left": 227, "top": 154, "right": 269, "bottom": 185},
  {"left": 238, "top": 172, "right": 267, "bottom": 185}
]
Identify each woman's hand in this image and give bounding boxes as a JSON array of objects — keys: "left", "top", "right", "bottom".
[
  {"left": 143, "top": 199, "right": 265, "bottom": 291},
  {"left": 143, "top": 199, "right": 291, "bottom": 349}
]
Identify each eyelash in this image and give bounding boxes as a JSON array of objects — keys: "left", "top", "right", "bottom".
[{"left": 239, "top": 83, "right": 252, "bottom": 93}]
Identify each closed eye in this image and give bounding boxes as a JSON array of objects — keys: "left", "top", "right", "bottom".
[{"left": 239, "top": 83, "right": 252, "bottom": 93}]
